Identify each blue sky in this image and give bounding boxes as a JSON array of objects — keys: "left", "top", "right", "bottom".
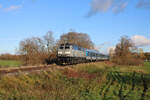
[{"left": 0, "top": 0, "right": 150, "bottom": 54}]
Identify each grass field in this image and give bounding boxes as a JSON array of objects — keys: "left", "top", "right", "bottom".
[
  {"left": 0, "top": 60, "right": 22, "bottom": 67},
  {"left": 144, "top": 62, "right": 150, "bottom": 73},
  {"left": 0, "top": 62, "right": 149, "bottom": 100}
]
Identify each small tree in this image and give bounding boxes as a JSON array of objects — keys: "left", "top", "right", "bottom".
[
  {"left": 112, "top": 36, "right": 144, "bottom": 65},
  {"left": 44, "top": 31, "right": 55, "bottom": 54}
]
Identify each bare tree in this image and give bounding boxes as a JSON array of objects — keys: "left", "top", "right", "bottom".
[
  {"left": 115, "top": 36, "right": 134, "bottom": 57},
  {"left": 19, "top": 37, "right": 46, "bottom": 65},
  {"left": 44, "top": 31, "right": 55, "bottom": 54},
  {"left": 19, "top": 31, "right": 56, "bottom": 65},
  {"left": 58, "top": 32, "right": 94, "bottom": 49}
]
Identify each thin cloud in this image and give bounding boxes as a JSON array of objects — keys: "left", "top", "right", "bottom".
[
  {"left": 112, "top": 1, "right": 128, "bottom": 14},
  {"left": 87, "top": 0, "right": 150, "bottom": 17},
  {"left": 5, "top": 5, "right": 22, "bottom": 12},
  {"left": 87, "top": 0, "right": 129, "bottom": 17},
  {"left": 0, "top": 4, "right": 2, "bottom": 8},
  {"left": 131, "top": 35, "right": 150, "bottom": 47},
  {"left": 87, "top": 0, "right": 113, "bottom": 17},
  {"left": 137, "top": 0, "right": 150, "bottom": 9}
]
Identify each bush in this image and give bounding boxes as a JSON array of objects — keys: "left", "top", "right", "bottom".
[{"left": 112, "top": 55, "right": 144, "bottom": 66}]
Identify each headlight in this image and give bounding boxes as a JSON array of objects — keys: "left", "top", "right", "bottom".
[
  {"left": 65, "top": 52, "right": 70, "bottom": 54},
  {"left": 58, "top": 52, "right": 62, "bottom": 54}
]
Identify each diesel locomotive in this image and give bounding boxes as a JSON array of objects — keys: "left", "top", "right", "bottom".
[{"left": 56, "top": 43, "right": 109, "bottom": 65}]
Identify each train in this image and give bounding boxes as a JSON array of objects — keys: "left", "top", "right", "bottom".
[{"left": 56, "top": 43, "right": 109, "bottom": 65}]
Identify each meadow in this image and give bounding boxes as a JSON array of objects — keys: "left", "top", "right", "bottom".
[
  {"left": 0, "top": 62, "right": 149, "bottom": 100},
  {"left": 0, "top": 60, "right": 22, "bottom": 67}
]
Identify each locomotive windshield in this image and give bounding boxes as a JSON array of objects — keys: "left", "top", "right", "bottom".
[
  {"left": 65, "top": 44, "right": 70, "bottom": 49},
  {"left": 59, "top": 44, "right": 70, "bottom": 49},
  {"left": 59, "top": 44, "right": 64, "bottom": 49}
]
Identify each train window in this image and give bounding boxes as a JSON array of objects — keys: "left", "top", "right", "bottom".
[
  {"left": 86, "top": 51, "right": 89, "bottom": 56},
  {"left": 73, "top": 45, "right": 78, "bottom": 50},
  {"left": 82, "top": 48, "right": 85, "bottom": 51},
  {"left": 93, "top": 53, "right": 95, "bottom": 57},
  {"left": 65, "top": 44, "right": 70, "bottom": 49},
  {"left": 59, "top": 44, "right": 64, "bottom": 49},
  {"left": 59, "top": 47, "right": 63, "bottom": 49},
  {"left": 78, "top": 47, "right": 81, "bottom": 51},
  {"left": 65, "top": 46, "right": 70, "bottom": 49},
  {"left": 90, "top": 53, "right": 91, "bottom": 56},
  {"left": 90, "top": 53, "right": 92, "bottom": 57},
  {"left": 88, "top": 52, "right": 90, "bottom": 56}
]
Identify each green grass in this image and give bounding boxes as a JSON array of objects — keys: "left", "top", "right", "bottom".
[
  {"left": 144, "top": 62, "right": 150, "bottom": 73},
  {"left": 0, "top": 62, "right": 149, "bottom": 100},
  {"left": 0, "top": 60, "right": 22, "bottom": 67}
]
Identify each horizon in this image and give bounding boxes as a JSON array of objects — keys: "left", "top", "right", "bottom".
[{"left": 0, "top": 0, "right": 150, "bottom": 54}]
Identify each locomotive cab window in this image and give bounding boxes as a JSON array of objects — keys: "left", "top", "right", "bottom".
[
  {"left": 65, "top": 44, "right": 70, "bottom": 49},
  {"left": 59, "top": 44, "right": 64, "bottom": 49}
]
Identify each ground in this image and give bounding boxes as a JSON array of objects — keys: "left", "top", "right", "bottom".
[{"left": 0, "top": 62, "right": 149, "bottom": 100}]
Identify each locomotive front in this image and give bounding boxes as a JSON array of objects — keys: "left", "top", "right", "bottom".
[
  {"left": 57, "top": 43, "right": 72, "bottom": 57},
  {"left": 57, "top": 43, "right": 86, "bottom": 65}
]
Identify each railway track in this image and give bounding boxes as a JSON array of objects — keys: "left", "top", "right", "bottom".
[
  {"left": 0, "top": 61, "right": 109, "bottom": 76},
  {"left": 0, "top": 64, "right": 62, "bottom": 76}
]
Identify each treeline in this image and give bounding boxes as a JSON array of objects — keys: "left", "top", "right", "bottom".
[
  {"left": 18, "top": 31, "right": 94, "bottom": 65},
  {"left": 110, "top": 36, "right": 149, "bottom": 65},
  {"left": 0, "top": 54, "right": 21, "bottom": 60}
]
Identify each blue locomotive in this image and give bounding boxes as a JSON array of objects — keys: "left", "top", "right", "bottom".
[{"left": 56, "top": 43, "right": 109, "bottom": 65}]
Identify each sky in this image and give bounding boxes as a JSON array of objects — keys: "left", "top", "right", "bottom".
[{"left": 0, "top": 0, "right": 150, "bottom": 54}]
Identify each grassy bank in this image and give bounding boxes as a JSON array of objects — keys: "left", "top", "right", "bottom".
[
  {"left": 0, "top": 60, "right": 22, "bottom": 67},
  {"left": 0, "top": 62, "right": 149, "bottom": 100}
]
